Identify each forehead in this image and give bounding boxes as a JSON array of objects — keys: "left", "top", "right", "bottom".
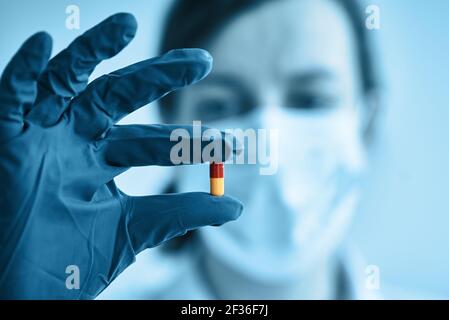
[{"left": 208, "top": 0, "right": 359, "bottom": 84}]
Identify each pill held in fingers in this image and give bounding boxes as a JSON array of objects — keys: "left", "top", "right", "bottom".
[{"left": 210, "top": 162, "right": 224, "bottom": 196}]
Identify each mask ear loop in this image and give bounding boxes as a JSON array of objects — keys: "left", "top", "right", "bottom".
[
  {"left": 338, "top": 97, "right": 369, "bottom": 175},
  {"left": 358, "top": 89, "right": 382, "bottom": 144}
]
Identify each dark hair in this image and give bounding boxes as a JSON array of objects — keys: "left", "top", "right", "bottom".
[{"left": 158, "top": 0, "right": 380, "bottom": 251}]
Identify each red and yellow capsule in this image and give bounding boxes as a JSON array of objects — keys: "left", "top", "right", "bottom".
[{"left": 210, "top": 162, "right": 224, "bottom": 196}]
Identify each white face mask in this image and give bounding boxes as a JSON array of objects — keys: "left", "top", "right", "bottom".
[{"left": 175, "top": 105, "right": 366, "bottom": 283}]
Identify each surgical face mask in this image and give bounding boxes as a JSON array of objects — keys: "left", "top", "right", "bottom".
[{"left": 174, "top": 104, "right": 366, "bottom": 284}]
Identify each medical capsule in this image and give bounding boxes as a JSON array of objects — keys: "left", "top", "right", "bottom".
[{"left": 210, "top": 162, "right": 224, "bottom": 196}]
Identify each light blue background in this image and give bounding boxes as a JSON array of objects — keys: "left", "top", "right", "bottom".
[
  {"left": 0, "top": 0, "right": 448, "bottom": 298},
  {"left": 351, "top": 0, "right": 449, "bottom": 298}
]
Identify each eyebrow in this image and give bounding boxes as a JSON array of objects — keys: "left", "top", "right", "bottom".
[
  {"left": 284, "top": 69, "right": 336, "bottom": 85},
  {"left": 206, "top": 69, "right": 335, "bottom": 87},
  {"left": 201, "top": 73, "right": 256, "bottom": 105}
]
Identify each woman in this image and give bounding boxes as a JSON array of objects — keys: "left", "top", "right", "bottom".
[{"left": 100, "top": 0, "right": 381, "bottom": 300}]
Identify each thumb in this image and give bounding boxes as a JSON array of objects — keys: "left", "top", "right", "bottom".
[{"left": 125, "top": 192, "right": 243, "bottom": 254}]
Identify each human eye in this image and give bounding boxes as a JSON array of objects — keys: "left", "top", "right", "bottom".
[
  {"left": 285, "top": 90, "right": 338, "bottom": 111},
  {"left": 189, "top": 84, "right": 255, "bottom": 122},
  {"left": 193, "top": 96, "right": 239, "bottom": 121}
]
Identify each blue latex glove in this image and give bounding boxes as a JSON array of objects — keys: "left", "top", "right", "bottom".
[{"left": 0, "top": 13, "right": 243, "bottom": 299}]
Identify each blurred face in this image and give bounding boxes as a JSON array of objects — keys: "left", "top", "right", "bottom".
[
  {"left": 173, "top": 0, "right": 362, "bottom": 123},
  {"left": 169, "top": 0, "right": 367, "bottom": 281}
]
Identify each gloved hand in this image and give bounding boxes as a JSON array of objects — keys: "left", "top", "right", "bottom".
[{"left": 0, "top": 13, "right": 243, "bottom": 299}]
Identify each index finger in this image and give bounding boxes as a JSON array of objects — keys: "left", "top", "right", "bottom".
[{"left": 70, "top": 49, "right": 213, "bottom": 139}]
